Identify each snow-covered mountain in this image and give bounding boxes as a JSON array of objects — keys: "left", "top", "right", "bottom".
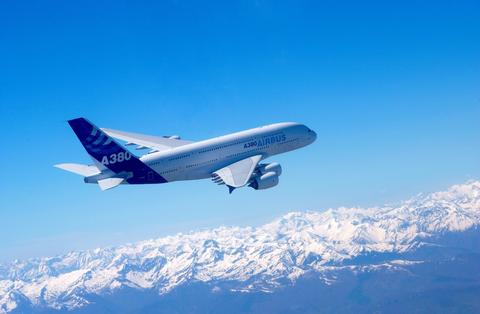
[{"left": 1, "top": 181, "right": 480, "bottom": 313}]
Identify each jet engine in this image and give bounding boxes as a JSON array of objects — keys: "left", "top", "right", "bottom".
[
  {"left": 256, "top": 162, "right": 282, "bottom": 176},
  {"left": 249, "top": 171, "right": 279, "bottom": 190},
  {"left": 249, "top": 162, "right": 282, "bottom": 190}
]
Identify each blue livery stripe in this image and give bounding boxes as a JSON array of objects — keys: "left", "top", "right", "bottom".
[{"left": 67, "top": 118, "right": 167, "bottom": 184}]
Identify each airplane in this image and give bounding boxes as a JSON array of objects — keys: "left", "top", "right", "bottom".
[{"left": 55, "top": 118, "right": 317, "bottom": 193}]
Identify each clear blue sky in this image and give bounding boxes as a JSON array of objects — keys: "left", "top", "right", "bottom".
[{"left": 0, "top": 0, "right": 479, "bottom": 262}]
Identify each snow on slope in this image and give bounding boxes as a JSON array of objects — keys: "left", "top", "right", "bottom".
[{"left": 1, "top": 181, "right": 480, "bottom": 313}]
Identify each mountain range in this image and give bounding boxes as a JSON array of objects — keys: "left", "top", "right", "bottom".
[{"left": 1, "top": 181, "right": 480, "bottom": 313}]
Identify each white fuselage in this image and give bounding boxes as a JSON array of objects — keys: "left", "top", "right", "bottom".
[{"left": 140, "top": 122, "right": 317, "bottom": 182}]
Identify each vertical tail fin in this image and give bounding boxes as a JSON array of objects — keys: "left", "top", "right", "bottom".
[
  {"left": 68, "top": 118, "right": 133, "bottom": 174},
  {"left": 67, "top": 118, "right": 167, "bottom": 184}
]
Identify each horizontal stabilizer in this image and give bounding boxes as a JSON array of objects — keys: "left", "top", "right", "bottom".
[
  {"left": 54, "top": 163, "right": 100, "bottom": 176},
  {"left": 97, "top": 177, "right": 124, "bottom": 191}
]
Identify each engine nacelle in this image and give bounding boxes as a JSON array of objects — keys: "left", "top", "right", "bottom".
[
  {"left": 249, "top": 171, "right": 279, "bottom": 190},
  {"left": 257, "top": 162, "right": 282, "bottom": 176}
]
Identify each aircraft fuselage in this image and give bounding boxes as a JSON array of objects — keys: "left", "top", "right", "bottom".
[{"left": 141, "top": 122, "right": 316, "bottom": 182}]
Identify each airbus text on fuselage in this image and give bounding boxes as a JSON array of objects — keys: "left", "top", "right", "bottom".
[{"left": 55, "top": 118, "right": 317, "bottom": 193}]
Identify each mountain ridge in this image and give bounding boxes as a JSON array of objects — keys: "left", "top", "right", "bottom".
[{"left": 1, "top": 181, "right": 480, "bottom": 313}]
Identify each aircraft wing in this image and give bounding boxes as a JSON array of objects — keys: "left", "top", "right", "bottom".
[
  {"left": 101, "top": 128, "right": 193, "bottom": 153},
  {"left": 212, "top": 155, "right": 263, "bottom": 193}
]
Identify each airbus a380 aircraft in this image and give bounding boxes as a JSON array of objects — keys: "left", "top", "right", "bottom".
[{"left": 56, "top": 118, "right": 316, "bottom": 193}]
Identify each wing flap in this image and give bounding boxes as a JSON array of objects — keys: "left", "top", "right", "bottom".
[
  {"left": 213, "top": 155, "right": 262, "bottom": 189},
  {"left": 101, "top": 128, "right": 193, "bottom": 152}
]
